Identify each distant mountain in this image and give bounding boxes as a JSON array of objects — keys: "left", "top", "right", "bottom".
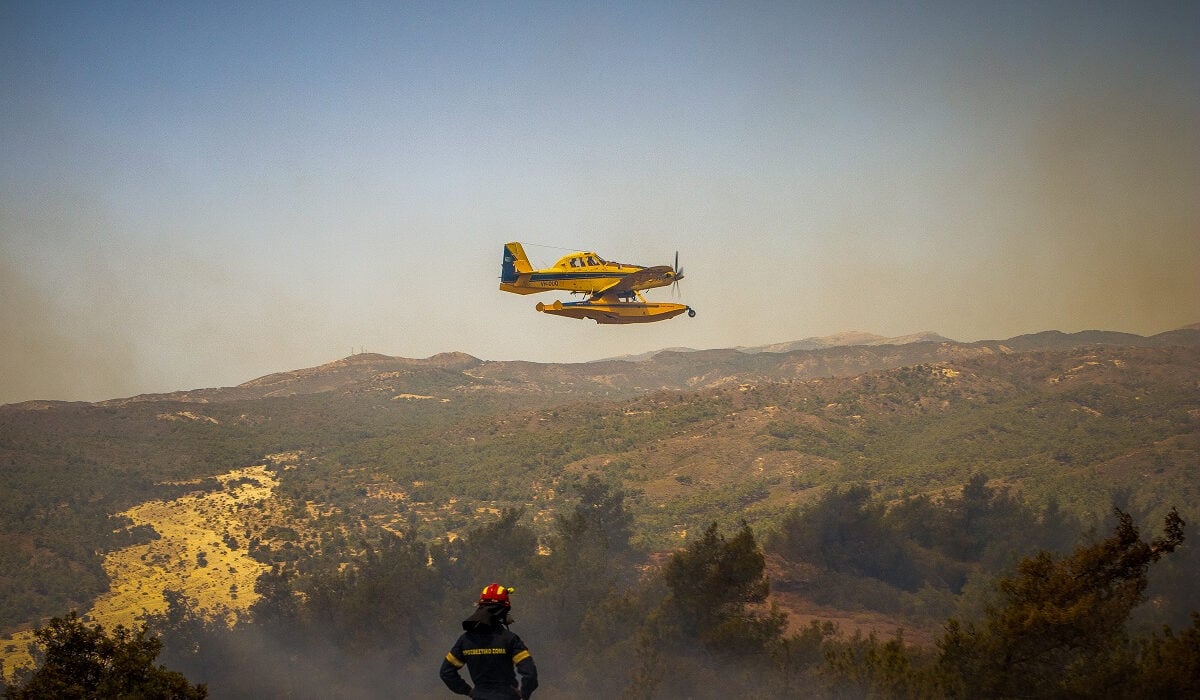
[
  {"left": 992, "top": 327, "right": 1200, "bottom": 351},
  {"left": 11, "top": 326, "right": 1180, "bottom": 407},
  {"left": 1149, "top": 325, "right": 1200, "bottom": 345},
  {"left": 92, "top": 352, "right": 485, "bottom": 405},
  {"left": 601, "top": 331, "right": 953, "bottom": 361},
  {"left": 597, "top": 346, "right": 701, "bottom": 362},
  {"left": 736, "top": 330, "right": 954, "bottom": 354},
  {"left": 602, "top": 326, "right": 1200, "bottom": 362}
]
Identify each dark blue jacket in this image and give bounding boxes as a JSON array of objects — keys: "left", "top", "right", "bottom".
[{"left": 440, "top": 614, "right": 537, "bottom": 699}]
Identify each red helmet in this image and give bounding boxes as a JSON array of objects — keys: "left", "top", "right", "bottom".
[{"left": 478, "top": 583, "right": 513, "bottom": 608}]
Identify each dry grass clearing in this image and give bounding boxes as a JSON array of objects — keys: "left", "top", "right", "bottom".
[{"left": 2, "top": 464, "right": 281, "bottom": 680}]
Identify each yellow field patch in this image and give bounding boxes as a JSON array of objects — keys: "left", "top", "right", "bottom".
[{"left": 2, "top": 465, "right": 280, "bottom": 680}]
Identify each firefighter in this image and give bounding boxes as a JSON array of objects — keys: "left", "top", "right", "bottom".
[{"left": 440, "top": 583, "right": 538, "bottom": 699}]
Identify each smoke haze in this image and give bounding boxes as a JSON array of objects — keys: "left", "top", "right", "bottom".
[{"left": 2, "top": 2, "right": 1197, "bottom": 404}]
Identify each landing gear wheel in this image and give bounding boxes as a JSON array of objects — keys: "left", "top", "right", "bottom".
[{"left": 687, "top": 307, "right": 696, "bottom": 318}]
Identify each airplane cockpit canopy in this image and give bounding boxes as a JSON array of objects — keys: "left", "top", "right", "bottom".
[{"left": 559, "top": 252, "right": 604, "bottom": 268}]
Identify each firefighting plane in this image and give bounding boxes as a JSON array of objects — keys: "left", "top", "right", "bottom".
[{"left": 499, "top": 242, "right": 695, "bottom": 324}]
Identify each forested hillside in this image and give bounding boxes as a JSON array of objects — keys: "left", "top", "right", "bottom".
[
  {"left": 2, "top": 330, "right": 1199, "bottom": 695},
  {"left": 5, "top": 478, "right": 1197, "bottom": 697}
]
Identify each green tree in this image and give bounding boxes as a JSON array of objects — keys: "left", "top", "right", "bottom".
[
  {"left": 627, "top": 521, "right": 787, "bottom": 698},
  {"left": 5, "top": 611, "right": 206, "bottom": 699},
  {"left": 249, "top": 565, "right": 301, "bottom": 628},
  {"left": 1131, "top": 612, "right": 1200, "bottom": 697},
  {"left": 770, "top": 484, "right": 925, "bottom": 590},
  {"left": 300, "top": 531, "right": 439, "bottom": 655},
  {"left": 537, "top": 475, "right": 637, "bottom": 638},
  {"left": 554, "top": 474, "right": 635, "bottom": 561},
  {"left": 452, "top": 507, "right": 539, "bottom": 587},
  {"left": 662, "top": 521, "right": 785, "bottom": 655},
  {"left": 938, "top": 507, "right": 1186, "bottom": 697},
  {"left": 822, "top": 628, "right": 957, "bottom": 699}
]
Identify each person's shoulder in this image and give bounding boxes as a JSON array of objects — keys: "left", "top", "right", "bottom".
[{"left": 506, "top": 629, "right": 529, "bottom": 646}]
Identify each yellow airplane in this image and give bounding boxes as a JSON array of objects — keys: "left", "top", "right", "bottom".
[{"left": 500, "top": 242, "right": 695, "bottom": 324}]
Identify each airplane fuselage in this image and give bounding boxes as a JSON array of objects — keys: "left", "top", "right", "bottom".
[{"left": 500, "top": 247, "right": 673, "bottom": 296}]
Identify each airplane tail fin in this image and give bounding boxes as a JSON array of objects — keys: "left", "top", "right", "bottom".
[{"left": 501, "top": 242, "right": 533, "bottom": 282}]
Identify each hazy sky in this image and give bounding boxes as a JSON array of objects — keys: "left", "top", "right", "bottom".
[{"left": 2, "top": 1, "right": 1198, "bottom": 404}]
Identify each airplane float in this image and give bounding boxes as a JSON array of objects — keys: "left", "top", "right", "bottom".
[{"left": 499, "top": 242, "right": 695, "bottom": 324}]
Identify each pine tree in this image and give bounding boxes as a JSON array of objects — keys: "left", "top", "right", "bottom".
[
  {"left": 662, "top": 521, "right": 785, "bottom": 656},
  {"left": 938, "top": 507, "right": 1186, "bottom": 697},
  {"left": 5, "top": 611, "right": 206, "bottom": 699}
]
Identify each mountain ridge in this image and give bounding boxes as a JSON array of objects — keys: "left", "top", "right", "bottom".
[{"left": 3, "top": 326, "right": 1197, "bottom": 409}]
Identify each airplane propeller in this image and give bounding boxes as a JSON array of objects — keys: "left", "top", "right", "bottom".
[{"left": 671, "top": 251, "right": 684, "bottom": 297}]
